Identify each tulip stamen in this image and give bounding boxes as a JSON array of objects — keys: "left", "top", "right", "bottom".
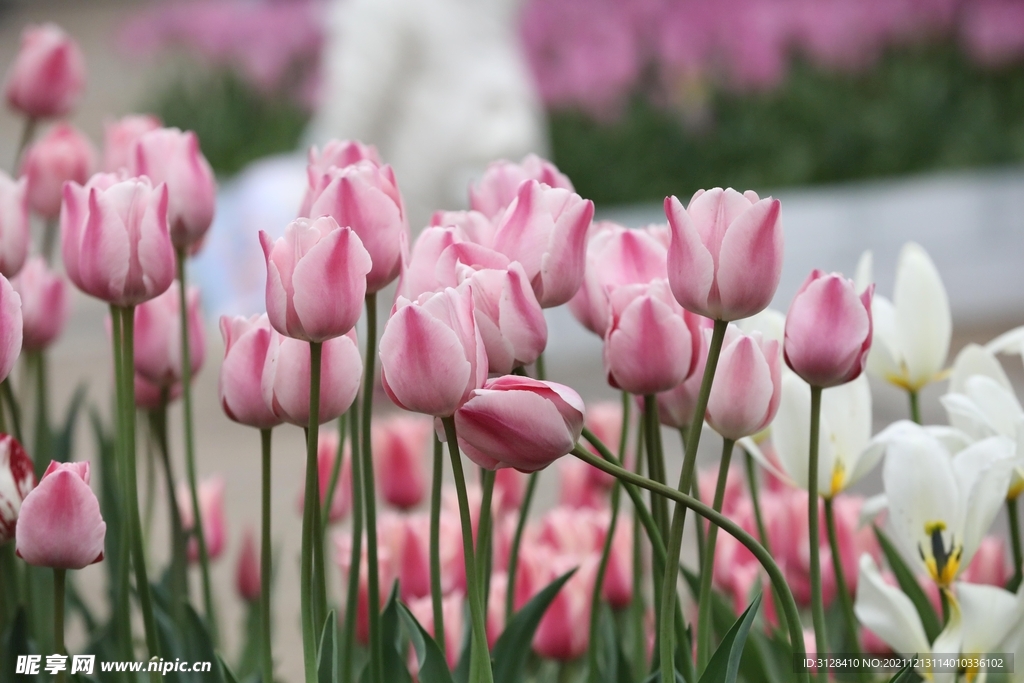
[
  {"left": 829, "top": 460, "right": 845, "bottom": 498},
  {"left": 918, "top": 521, "right": 961, "bottom": 587}
]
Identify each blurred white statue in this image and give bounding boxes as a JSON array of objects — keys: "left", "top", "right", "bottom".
[{"left": 306, "top": 0, "right": 548, "bottom": 227}]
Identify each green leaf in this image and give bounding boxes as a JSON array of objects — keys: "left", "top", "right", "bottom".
[
  {"left": 492, "top": 569, "right": 575, "bottom": 683},
  {"left": 318, "top": 610, "right": 338, "bottom": 683},
  {"left": 641, "top": 671, "right": 686, "bottom": 683},
  {"left": 1, "top": 607, "right": 35, "bottom": 683},
  {"left": 887, "top": 662, "right": 918, "bottom": 683},
  {"left": 698, "top": 593, "right": 762, "bottom": 683},
  {"left": 381, "top": 585, "right": 413, "bottom": 683},
  {"left": 51, "top": 384, "right": 88, "bottom": 465},
  {"left": 218, "top": 656, "right": 242, "bottom": 683},
  {"left": 399, "top": 604, "right": 455, "bottom": 683},
  {"left": 873, "top": 526, "right": 942, "bottom": 641}
]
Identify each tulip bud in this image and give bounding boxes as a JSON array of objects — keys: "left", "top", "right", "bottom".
[
  {"left": 470, "top": 154, "right": 574, "bottom": 220},
  {"left": 235, "top": 528, "right": 260, "bottom": 602},
  {"left": 454, "top": 375, "right": 585, "bottom": 472},
  {"left": 296, "top": 429, "right": 353, "bottom": 523},
  {"left": 260, "top": 217, "right": 371, "bottom": 343},
  {"left": 298, "top": 139, "right": 382, "bottom": 216},
  {"left": 372, "top": 415, "right": 431, "bottom": 510},
  {"left": 129, "top": 128, "right": 217, "bottom": 252},
  {"left": 134, "top": 374, "right": 181, "bottom": 410},
  {"left": 533, "top": 555, "right": 598, "bottom": 660},
  {"left": 0, "top": 172, "right": 30, "bottom": 278},
  {"left": 705, "top": 328, "right": 782, "bottom": 441},
  {"left": 603, "top": 521, "right": 633, "bottom": 609},
  {"left": 397, "top": 226, "right": 463, "bottom": 301},
  {"left": 61, "top": 173, "right": 175, "bottom": 307},
  {"left": 380, "top": 287, "right": 487, "bottom": 417},
  {"left": 133, "top": 281, "right": 204, "bottom": 388},
  {"left": 4, "top": 24, "right": 85, "bottom": 119},
  {"left": 13, "top": 257, "right": 70, "bottom": 352},
  {"left": 665, "top": 188, "right": 783, "bottom": 321},
  {"left": 262, "top": 329, "right": 362, "bottom": 426},
  {"left": 784, "top": 270, "right": 873, "bottom": 388},
  {"left": 430, "top": 209, "right": 494, "bottom": 247},
  {"left": 0, "top": 274, "right": 22, "bottom": 383},
  {"left": 20, "top": 123, "right": 95, "bottom": 220},
  {"left": 219, "top": 314, "right": 282, "bottom": 429},
  {"left": 177, "top": 476, "right": 226, "bottom": 562},
  {"left": 492, "top": 180, "right": 594, "bottom": 308},
  {"left": 102, "top": 114, "right": 161, "bottom": 173},
  {"left": 655, "top": 318, "right": 713, "bottom": 429},
  {"left": 0, "top": 435, "right": 35, "bottom": 544},
  {"left": 16, "top": 461, "right": 105, "bottom": 569}
]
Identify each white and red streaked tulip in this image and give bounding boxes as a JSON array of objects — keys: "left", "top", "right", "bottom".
[{"left": 0, "top": 435, "right": 35, "bottom": 544}]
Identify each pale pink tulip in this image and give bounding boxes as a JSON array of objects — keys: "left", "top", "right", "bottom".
[
  {"left": 487, "top": 573, "right": 508, "bottom": 647},
  {"left": 61, "top": 173, "right": 175, "bottom": 307},
  {"left": 177, "top": 476, "right": 226, "bottom": 562},
  {"left": 4, "top": 24, "right": 85, "bottom": 119},
  {"left": 102, "top": 114, "right": 161, "bottom": 173},
  {"left": 261, "top": 217, "right": 371, "bottom": 342},
  {"left": 408, "top": 590, "right": 465, "bottom": 668},
  {"left": 13, "top": 257, "right": 69, "bottom": 352},
  {"left": 298, "top": 140, "right": 381, "bottom": 217},
  {"left": 784, "top": 270, "right": 873, "bottom": 388},
  {"left": 0, "top": 435, "right": 35, "bottom": 544},
  {"left": 20, "top": 123, "right": 95, "bottom": 220},
  {"left": 129, "top": 127, "right": 217, "bottom": 251},
  {"left": 15, "top": 461, "right": 104, "bottom": 569},
  {"left": 536, "top": 506, "right": 606, "bottom": 560},
  {"left": 665, "top": 188, "right": 783, "bottom": 321},
  {"left": 655, "top": 317, "right": 712, "bottom": 428},
  {"left": 294, "top": 429, "right": 353, "bottom": 524},
  {"left": 582, "top": 402, "right": 630, "bottom": 486},
  {"left": 962, "top": 536, "right": 1009, "bottom": 587},
  {"left": 235, "top": 528, "right": 260, "bottom": 602},
  {"left": 603, "top": 521, "right": 633, "bottom": 609},
  {"left": 0, "top": 274, "right": 22, "bottom": 382},
  {"left": 262, "top": 329, "right": 362, "bottom": 426},
  {"left": 0, "top": 172, "right": 30, "bottom": 278},
  {"left": 372, "top": 415, "right": 431, "bottom": 510},
  {"left": 557, "top": 457, "right": 607, "bottom": 509},
  {"left": 533, "top": 555, "right": 598, "bottom": 660},
  {"left": 134, "top": 374, "right": 181, "bottom": 410},
  {"left": 494, "top": 468, "right": 526, "bottom": 513},
  {"left": 219, "top": 314, "right": 281, "bottom": 429},
  {"left": 133, "top": 280, "right": 204, "bottom": 387},
  {"left": 455, "top": 375, "right": 585, "bottom": 472},
  {"left": 470, "top": 155, "right": 574, "bottom": 220},
  {"left": 491, "top": 180, "right": 594, "bottom": 308},
  {"left": 396, "top": 226, "right": 464, "bottom": 300},
  {"left": 431, "top": 209, "right": 495, "bottom": 247},
  {"left": 705, "top": 328, "right": 781, "bottom": 440},
  {"left": 379, "top": 287, "right": 486, "bottom": 417}
]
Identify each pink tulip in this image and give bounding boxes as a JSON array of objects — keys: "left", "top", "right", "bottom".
[
  {"left": 784, "top": 270, "right": 873, "bottom": 388},
  {"left": 262, "top": 328, "right": 362, "bottom": 426},
  {"left": 470, "top": 155, "right": 574, "bottom": 220},
  {"left": 580, "top": 401, "right": 630, "bottom": 488},
  {"left": 603, "top": 521, "right": 633, "bottom": 609},
  {"left": 134, "top": 374, "right": 181, "bottom": 410},
  {"left": 379, "top": 512, "right": 432, "bottom": 602},
  {"left": 536, "top": 506, "right": 605, "bottom": 559},
  {"left": 0, "top": 172, "right": 30, "bottom": 278},
  {"left": 557, "top": 458, "right": 608, "bottom": 509},
  {"left": 305, "top": 159, "right": 408, "bottom": 293},
  {"left": 487, "top": 573, "right": 508, "bottom": 647},
  {"left": 568, "top": 221, "right": 670, "bottom": 335},
  {"left": 235, "top": 528, "right": 260, "bottom": 602},
  {"left": 604, "top": 279, "right": 701, "bottom": 395},
  {"left": 0, "top": 274, "right": 22, "bottom": 383},
  {"left": 430, "top": 209, "right": 495, "bottom": 247},
  {"left": 827, "top": 494, "right": 882, "bottom": 596},
  {"left": 219, "top": 314, "right": 281, "bottom": 429},
  {"left": 533, "top": 555, "right": 598, "bottom": 660},
  {"left": 494, "top": 468, "right": 527, "bottom": 513},
  {"left": 334, "top": 531, "right": 396, "bottom": 644},
  {"left": 0, "top": 435, "right": 35, "bottom": 544},
  {"left": 15, "top": 461, "right": 105, "bottom": 569},
  {"left": 455, "top": 375, "right": 585, "bottom": 472},
  {"left": 295, "top": 429, "right": 353, "bottom": 523},
  {"left": 261, "top": 217, "right": 371, "bottom": 342},
  {"left": 129, "top": 127, "right": 217, "bottom": 252},
  {"left": 665, "top": 188, "right": 783, "bottom": 321},
  {"left": 705, "top": 328, "right": 781, "bottom": 440},
  {"left": 133, "top": 280, "right": 204, "bottom": 387},
  {"left": 20, "top": 123, "right": 95, "bottom": 220},
  {"left": 396, "top": 226, "right": 464, "bottom": 301},
  {"left": 491, "top": 180, "right": 594, "bottom": 308},
  {"left": 4, "top": 24, "right": 85, "bottom": 119},
  {"left": 379, "top": 287, "right": 487, "bottom": 418},
  {"left": 962, "top": 536, "right": 1009, "bottom": 587},
  {"left": 408, "top": 590, "right": 465, "bottom": 668},
  {"left": 655, "top": 317, "right": 713, "bottom": 428},
  {"left": 177, "top": 476, "right": 226, "bottom": 562},
  {"left": 372, "top": 415, "right": 431, "bottom": 509},
  {"left": 13, "top": 257, "right": 69, "bottom": 352},
  {"left": 298, "top": 140, "right": 381, "bottom": 217},
  {"left": 102, "top": 114, "right": 161, "bottom": 173},
  {"left": 61, "top": 173, "right": 175, "bottom": 307}
]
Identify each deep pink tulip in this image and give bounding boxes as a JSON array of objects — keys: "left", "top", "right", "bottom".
[
  {"left": 295, "top": 429, "right": 353, "bottom": 523},
  {"left": 379, "top": 512, "right": 432, "bottom": 601},
  {"left": 0, "top": 172, "right": 30, "bottom": 278},
  {"left": 129, "top": 127, "right": 217, "bottom": 252},
  {"left": 0, "top": 435, "right": 35, "bottom": 544},
  {"left": 784, "top": 270, "right": 873, "bottom": 388},
  {"left": 334, "top": 531, "right": 396, "bottom": 644},
  {"left": 134, "top": 374, "right": 181, "bottom": 410},
  {"left": 962, "top": 536, "right": 1009, "bottom": 587},
  {"left": 61, "top": 173, "right": 175, "bottom": 307},
  {"left": 177, "top": 476, "right": 226, "bottom": 562},
  {"left": 533, "top": 555, "right": 598, "bottom": 660},
  {"left": 408, "top": 590, "right": 465, "bottom": 668},
  {"left": 15, "top": 461, "right": 104, "bottom": 569},
  {"left": 396, "top": 226, "right": 464, "bottom": 301},
  {"left": 604, "top": 279, "right": 701, "bottom": 395},
  {"left": 0, "top": 274, "right": 22, "bottom": 383},
  {"left": 305, "top": 160, "right": 408, "bottom": 293},
  {"left": 491, "top": 180, "right": 593, "bottom": 308},
  {"left": 379, "top": 287, "right": 487, "bottom": 417},
  {"left": 470, "top": 155, "right": 574, "bottom": 220},
  {"left": 665, "top": 188, "right": 783, "bottom": 321},
  {"left": 298, "top": 140, "right": 381, "bottom": 217},
  {"left": 372, "top": 415, "right": 431, "bottom": 510},
  {"left": 487, "top": 573, "right": 509, "bottom": 647},
  {"left": 102, "top": 114, "right": 161, "bottom": 173},
  {"left": 262, "top": 329, "right": 362, "bottom": 426},
  {"left": 430, "top": 209, "right": 495, "bottom": 247},
  {"left": 705, "top": 328, "right": 781, "bottom": 440},
  {"left": 4, "top": 24, "right": 85, "bottom": 119},
  {"left": 133, "top": 280, "right": 204, "bottom": 387},
  {"left": 219, "top": 314, "right": 281, "bottom": 429},
  {"left": 235, "top": 528, "right": 260, "bottom": 602},
  {"left": 20, "top": 123, "right": 95, "bottom": 220},
  {"left": 261, "top": 217, "right": 371, "bottom": 343},
  {"left": 454, "top": 375, "right": 585, "bottom": 472},
  {"left": 13, "top": 257, "right": 70, "bottom": 352},
  {"left": 568, "top": 221, "right": 670, "bottom": 335}
]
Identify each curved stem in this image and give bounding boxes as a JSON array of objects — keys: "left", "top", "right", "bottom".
[
  {"left": 824, "top": 498, "right": 869, "bottom": 683},
  {"left": 587, "top": 480, "right": 621, "bottom": 683},
  {"left": 260, "top": 428, "right": 274, "bottom": 683},
  {"left": 53, "top": 568, "right": 66, "bottom": 683},
  {"left": 360, "top": 293, "right": 383, "bottom": 683},
  {"left": 570, "top": 445, "right": 809, "bottom": 683},
  {"left": 430, "top": 435, "right": 446, "bottom": 652},
  {"left": 341, "top": 400, "right": 362, "bottom": 683},
  {"left": 1007, "top": 498, "right": 1022, "bottom": 593},
  {"left": 442, "top": 417, "right": 494, "bottom": 683},
  {"left": 300, "top": 341, "right": 323, "bottom": 683},
  {"left": 808, "top": 386, "right": 827, "bottom": 682},
  {"left": 505, "top": 472, "right": 538, "bottom": 623},
  {"left": 659, "top": 319, "right": 728, "bottom": 683},
  {"left": 908, "top": 390, "right": 921, "bottom": 425},
  {"left": 696, "top": 439, "right": 734, "bottom": 672}
]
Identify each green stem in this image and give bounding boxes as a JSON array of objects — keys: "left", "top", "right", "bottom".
[
  {"left": 430, "top": 435, "right": 446, "bottom": 653},
  {"left": 587, "top": 481, "right": 621, "bottom": 683},
  {"left": 808, "top": 386, "right": 827, "bottom": 682},
  {"left": 743, "top": 449, "right": 786, "bottom": 637},
  {"left": 442, "top": 417, "right": 494, "bottom": 683},
  {"left": 0, "top": 542, "right": 17, "bottom": 636},
  {"left": 143, "top": 413, "right": 156, "bottom": 558},
  {"left": 569, "top": 445, "right": 809, "bottom": 683},
  {"left": 341, "top": 400, "right": 362, "bottom": 683},
  {"left": 108, "top": 306, "right": 133, "bottom": 659},
  {"left": 643, "top": 395, "right": 668, "bottom": 538},
  {"left": 323, "top": 414, "right": 348, "bottom": 535},
  {"left": 175, "top": 252, "right": 217, "bottom": 642},
  {"left": 696, "top": 439, "right": 734, "bottom": 672},
  {"left": 360, "top": 293, "right": 383, "bottom": 683},
  {"left": 1, "top": 379, "right": 23, "bottom": 445},
  {"left": 53, "top": 568, "right": 66, "bottom": 683},
  {"left": 41, "top": 219, "right": 58, "bottom": 266},
  {"left": 535, "top": 353, "right": 546, "bottom": 381},
  {"left": 505, "top": 472, "right": 538, "bottom": 623},
  {"left": 630, "top": 426, "right": 647, "bottom": 682},
  {"left": 824, "top": 498, "right": 869, "bottom": 683},
  {"left": 149, "top": 399, "right": 188, "bottom": 620},
  {"left": 300, "top": 341, "right": 323, "bottom": 683},
  {"left": 908, "top": 390, "right": 921, "bottom": 425},
  {"left": 12, "top": 116, "right": 36, "bottom": 171},
  {"left": 658, "top": 319, "right": 728, "bottom": 683},
  {"left": 260, "top": 428, "right": 274, "bottom": 683},
  {"left": 477, "top": 469, "right": 496, "bottom": 614},
  {"left": 1007, "top": 498, "right": 1023, "bottom": 593}
]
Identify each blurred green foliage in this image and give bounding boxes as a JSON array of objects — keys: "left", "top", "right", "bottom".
[{"left": 551, "top": 44, "right": 1024, "bottom": 204}]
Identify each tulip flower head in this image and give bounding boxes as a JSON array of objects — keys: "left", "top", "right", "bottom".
[
  {"left": 705, "top": 327, "right": 782, "bottom": 441},
  {"left": 469, "top": 154, "right": 574, "bottom": 220},
  {"left": 298, "top": 139, "right": 382, "bottom": 216},
  {"left": 295, "top": 428, "right": 353, "bottom": 523},
  {"left": 177, "top": 476, "right": 226, "bottom": 562},
  {"left": 13, "top": 257, "right": 70, "bottom": 352},
  {"left": 102, "top": 114, "right": 161, "bottom": 173},
  {"left": 4, "top": 24, "right": 85, "bottom": 119},
  {"left": 219, "top": 314, "right": 282, "bottom": 429},
  {"left": 16, "top": 461, "right": 105, "bottom": 569},
  {"left": 133, "top": 280, "right": 205, "bottom": 388},
  {"left": 0, "top": 435, "right": 35, "bottom": 544},
  {"left": 235, "top": 528, "right": 260, "bottom": 602},
  {"left": 20, "top": 123, "right": 96, "bottom": 220},
  {"left": 0, "top": 274, "right": 22, "bottom": 383},
  {"left": 372, "top": 415, "right": 431, "bottom": 510},
  {"left": 0, "top": 171, "right": 30, "bottom": 278}
]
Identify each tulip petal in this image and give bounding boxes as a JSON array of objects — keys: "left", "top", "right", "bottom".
[
  {"left": 853, "top": 555, "right": 932, "bottom": 657},
  {"left": 706, "top": 335, "right": 774, "bottom": 440},
  {"left": 714, "top": 198, "right": 782, "bottom": 321},
  {"left": 605, "top": 294, "right": 691, "bottom": 395},
  {"left": 865, "top": 296, "right": 903, "bottom": 384},
  {"left": 954, "top": 437, "right": 1014, "bottom": 566},
  {"left": 291, "top": 226, "right": 371, "bottom": 341},
  {"left": 948, "top": 343, "right": 1011, "bottom": 395},
  {"left": 894, "top": 243, "right": 951, "bottom": 390},
  {"left": 955, "top": 582, "right": 1023, "bottom": 656},
  {"left": 665, "top": 196, "right": 714, "bottom": 316}
]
